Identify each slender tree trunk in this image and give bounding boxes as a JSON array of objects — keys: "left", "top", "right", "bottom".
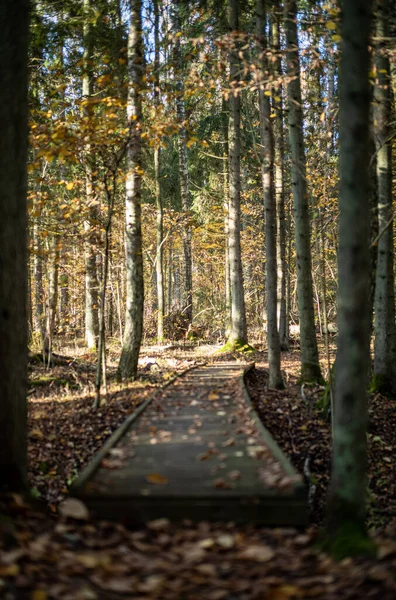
[
  {"left": 83, "top": 0, "right": 99, "bottom": 349},
  {"left": 257, "top": 0, "right": 283, "bottom": 388},
  {"left": 222, "top": 96, "right": 231, "bottom": 336},
  {"left": 373, "top": 0, "right": 396, "bottom": 394},
  {"left": 0, "top": 0, "right": 29, "bottom": 491},
  {"left": 172, "top": 0, "right": 193, "bottom": 323},
  {"left": 272, "top": 8, "right": 289, "bottom": 351},
  {"left": 43, "top": 235, "right": 60, "bottom": 362},
  {"left": 284, "top": 0, "right": 321, "bottom": 382},
  {"left": 226, "top": 0, "right": 248, "bottom": 347},
  {"left": 32, "top": 217, "right": 45, "bottom": 345},
  {"left": 325, "top": 0, "right": 373, "bottom": 557},
  {"left": 117, "top": 0, "right": 144, "bottom": 381},
  {"left": 154, "top": 0, "right": 165, "bottom": 343}
]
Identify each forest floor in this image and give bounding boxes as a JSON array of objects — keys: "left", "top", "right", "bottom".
[{"left": 1, "top": 341, "right": 396, "bottom": 599}]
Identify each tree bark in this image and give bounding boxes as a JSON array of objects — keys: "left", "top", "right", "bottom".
[
  {"left": 0, "top": 0, "right": 29, "bottom": 491},
  {"left": 284, "top": 0, "right": 321, "bottom": 382},
  {"left": 257, "top": 0, "right": 283, "bottom": 388},
  {"left": 326, "top": 0, "right": 373, "bottom": 556},
  {"left": 172, "top": 0, "right": 193, "bottom": 323},
  {"left": 373, "top": 0, "right": 396, "bottom": 394},
  {"left": 83, "top": 0, "right": 100, "bottom": 350},
  {"left": 154, "top": 0, "right": 165, "bottom": 343},
  {"left": 117, "top": 0, "right": 144, "bottom": 381},
  {"left": 226, "top": 0, "right": 248, "bottom": 347},
  {"left": 272, "top": 7, "right": 289, "bottom": 351}
]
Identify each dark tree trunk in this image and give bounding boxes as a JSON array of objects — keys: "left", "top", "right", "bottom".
[
  {"left": 325, "top": 0, "right": 374, "bottom": 558},
  {"left": 0, "top": 0, "right": 29, "bottom": 491}
]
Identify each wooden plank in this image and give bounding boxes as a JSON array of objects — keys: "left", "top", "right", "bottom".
[
  {"left": 73, "top": 361, "right": 307, "bottom": 526},
  {"left": 71, "top": 363, "right": 205, "bottom": 493}
]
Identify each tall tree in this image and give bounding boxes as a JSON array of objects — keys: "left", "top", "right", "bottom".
[
  {"left": 284, "top": 0, "right": 322, "bottom": 382},
  {"left": 372, "top": 0, "right": 396, "bottom": 394},
  {"left": 154, "top": 0, "right": 165, "bottom": 343},
  {"left": 83, "top": 0, "right": 100, "bottom": 349},
  {"left": 225, "top": 0, "right": 248, "bottom": 348},
  {"left": 256, "top": 0, "right": 283, "bottom": 388},
  {"left": 117, "top": 0, "right": 144, "bottom": 381},
  {"left": 272, "top": 6, "right": 289, "bottom": 351},
  {"left": 0, "top": 0, "right": 30, "bottom": 490},
  {"left": 172, "top": 0, "right": 193, "bottom": 324},
  {"left": 325, "top": 0, "right": 374, "bottom": 558}
]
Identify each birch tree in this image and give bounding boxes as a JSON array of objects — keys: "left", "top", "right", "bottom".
[
  {"left": 256, "top": 0, "right": 283, "bottom": 388},
  {"left": 83, "top": 0, "right": 100, "bottom": 349},
  {"left": 117, "top": 0, "right": 144, "bottom": 380}
]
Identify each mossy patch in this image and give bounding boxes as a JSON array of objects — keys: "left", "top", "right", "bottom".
[
  {"left": 298, "top": 362, "right": 325, "bottom": 385},
  {"left": 216, "top": 339, "right": 256, "bottom": 355},
  {"left": 369, "top": 373, "right": 387, "bottom": 394},
  {"left": 319, "top": 520, "right": 377, "bottom": 560}
]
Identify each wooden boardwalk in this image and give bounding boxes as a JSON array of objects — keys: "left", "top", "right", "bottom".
[{"left": 72, "top": 363, "right": 307, "bottom": 526}]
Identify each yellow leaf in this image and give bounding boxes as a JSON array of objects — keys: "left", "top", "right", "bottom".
[
  {"left": 208, "top": 392, "right": 220, "bottom": 401},
  {"left": 175, "top": 31, "right": 182, "bottom": 38},
  {"left": 326, "top": 21, "right": 337, "bottom": 30},
  {"left": 332, "top": 34, "right": 342, "bottom": 42},
  {"left": 32, "top": 590, "right": 48, "bottom": 600},
  {"left": 264, "top": 90, "right": 271, "bottom": 96},
  {"left": 145, "top": 473, "right": 169, "bottom": 485},
  {"left": 270, "top": 584, "right": 302, "bottom": 600},
  {"left": 65, "top": 182, "right": 74, "bottom": 190},
  {"left": 0, "top": 564, "right": 19, "bottom": 577},
  {"left": 274, "top": 96, "right": 281, "bottom": 102}
]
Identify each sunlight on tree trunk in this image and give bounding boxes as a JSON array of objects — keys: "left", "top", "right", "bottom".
[
  {"left": 284, "top": 0, "right": 321, "bottom": 383},
  {"left": 117, "top": 0, "right": 144, "bottom": 381},
  {"left": 256, "top": 0, "right": 283, "bottom": 389}
]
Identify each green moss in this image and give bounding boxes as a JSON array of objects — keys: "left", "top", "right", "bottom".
[
  {"left": 369, "top": 373, "right": 387, "bottom": 394},
  {"left": 216, "top": 339, "right": 256, "bottom": 355},
  {"left": 319, "top": 520, "right": 377, "bottom": 561},
  {"left": 299, "top": 362, "right": 325, "bottom": 385}
]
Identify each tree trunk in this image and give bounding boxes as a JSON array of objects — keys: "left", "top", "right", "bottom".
[
  {"left": 373, "top": 0, "right": 396, "bottom": 394},
  {"left": 272, "top": 7, "right": 289, "bottom": 351},
  {"left": 83, "top": 0, "right": 99, "bottom": 349},
  {"left": 257, "top": 0, "right": 283, "bottom": 388},
  {"left": 172, "top": 0, "right": 193, "bottom": 323},
  {"left": 284, "top": 0, "right": 321, "bottom": 382},
  {"left": 43, "top": 235, "right": 60, "bottom": 361},
  {"left": 0, "top": 0, "right": 29, "bottom": 491},
  {"left": 226, "top": 0, "right": 248, "bottom": 347},
  {"left": 325, "top": 0, "right": 374, "bottom": 558},
  {"left": 117, "top": 0, "right": 144, "bottom": 381},
  {"left": 154, "top": 0, "right": 164, "bottom": 343}
]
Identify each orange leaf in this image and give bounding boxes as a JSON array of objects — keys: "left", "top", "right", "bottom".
[{"left": 145, "top": 473, "right": 169, "bottom": 485}]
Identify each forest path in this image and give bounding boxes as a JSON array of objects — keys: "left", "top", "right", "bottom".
[{"left": 72, "top": 362, "right": 307, "bottom": 525}]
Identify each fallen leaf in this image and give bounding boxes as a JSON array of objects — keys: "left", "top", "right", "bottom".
[
  {"left": 208, "top": 392, "right": 220, "bottom": 401},
  {"left": 269, "top": 584, "right": 303, "bottom": 599},
  {"left": 59, "top": 498, "right": 90, "bottom": 520},
  {"left": 217, "top": 534, "right": 235, "bottom": 548},
  {"left": 238, "top": 544, "right": 275, "bottom": 563},
  {"left": 32, "top": 590, "right": 48, "bottom": 600},
  {"left": 147, "top": 518, "right": 170, "bottom": 531},
  {"left": 0, "top": 563, "right": 19, "bottom": 577},
  {"left": 29, "top": 429, "right": 44, "bottom": 440},
  {"left": 145, "top": 473, "right": 169, "bottom": 485}
]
